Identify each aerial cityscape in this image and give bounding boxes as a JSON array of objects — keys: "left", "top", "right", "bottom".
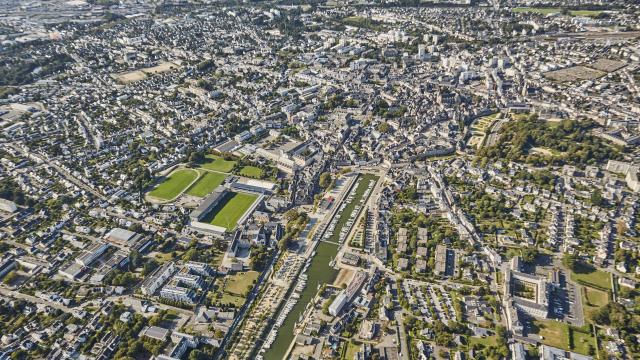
[{"left": 0, "top": 0, "right": 639, "bottom": 360}]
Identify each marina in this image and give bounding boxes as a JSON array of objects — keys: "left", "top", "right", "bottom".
[{"left": 262, "top": 173, "right": 379, "bottom": 360}]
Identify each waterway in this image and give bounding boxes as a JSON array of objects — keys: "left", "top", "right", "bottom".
[
  {"left": 263, "top": 241, "right": 339, "bottom": 360},
  {"left": 263, "top": 174, "right": 379, "bottom": 360}
]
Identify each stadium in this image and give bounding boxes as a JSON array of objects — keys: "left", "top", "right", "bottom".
[{"left": 188, "top": 180, "right": 272, "bottom": 237}]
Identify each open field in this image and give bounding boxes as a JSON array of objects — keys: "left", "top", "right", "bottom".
[
  {"left": 588, "top": 58, "right": 626, "bottom": 73},
  {"left": 141, "top": 61, "right": 178, "bottom": 74},
  {"left": 239, "top": 166, "right": 263, "bottom": 178},
  {"left": 201, "top": 191, "right": 258, "bottom": 229},
  {"left": 529, "top": 147, "right": 564, "bottom": 157},
  {"left": 544, "top": 66, "right": 606, "bottom": 82},
  {"left": 186, "top": 171, "right": 226, "bottom": 197},
  {"left": 343, "top": 341, "right": 361, "bottom": 359},
  {"left": 534, "top": 319, "right": 596, "bottom": 355},
  {"left": 570, "top": 264, "right": 612, "bottom": 290},
  {"left": 534, "top": 319, "right": 570, "bottom": 349},
  {"left": 148, "top": 169, "right": 198, "bottom": 201},
  {"left": 153, "top": 251, "right": 181, "bottom": 263},
  {"left": 333, "top": 268, "right": 354, "bottom": 288},
  {"left": 582, "top": 286, "right": 609, "bottom": 319},
  {"left": 199, "top": 154, "right": 237, "bottom": 173},
  {"left": 342, "top": 16, "right": 385, "bottom": 31},
  {"left": 113, "top": 70, "right": 146, "bottom": 83},
  {"left": 571, "top": 328, "right": 596, "bottom": 355},
  {"left": 112, "top": 61, "right": 180, "bottom": 83},
  {"left": 225, "top": 271, "right": 259, "bottom": 296},
  {"left": 220, "top": 293, "right": 246, "bottom": 307},
  {"left": 468, "top": 335, "right": 499, "bottom": 348}
]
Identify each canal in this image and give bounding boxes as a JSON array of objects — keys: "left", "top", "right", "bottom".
[
  {"left": 262, "top": 241, "right": 339, "bottom": 360},
  {"left": 263, "top": 174, "right": 378, "bottom": 360}
]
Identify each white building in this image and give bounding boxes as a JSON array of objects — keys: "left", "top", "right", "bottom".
[
  {"left": 0, "top": 198, "right": 17, "bottom": 213},
  {"left": 141, "top": 262, "right": 176, "bottom": 295},
  {"left": 328, "top": 291, "right": 348, "bottom": 316}
]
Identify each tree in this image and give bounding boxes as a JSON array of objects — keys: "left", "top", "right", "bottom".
[
  {"left": 182, "top": 248, "right": 199, "bottom": 262},
  {"left": 284, "top": 209, "right": 300, "bottom": 222},
  {"left": 399, "top": 185, "right": 417, "bottom": 202},
  {"left": 189, "top": 151, "right": 204, "bottom": 165},
  {"left": 616, "top": 220, "right": 627, "bottom": 236},
  {"left": 2, "top": 271, "right": 17, "bottom": 285},
  {"left": 10, "top": 349, "right": 27, "bottom": 360},
  {"left": 590, "top": 302, "right": 631, "bottom": 328},
  {"left": 377, "top": 122, "right": 390, "bottom": 133},
  {"left": 278, "top": 237, "right": 289, "bottom": 251},
  {"left": 188, "top": 350, "right": 205, "bottom": 360},
  {"left": 129, "top": 250, "right": 143, "bottom": 270},
  {"left": 590, "top": 190, "right": 604, "bottom": 207},
  {"left": 142, "top": 260, "right": 159, "bottom": 276},
  {"left": 521, "top": 247, "right": 538, "bottom": 263},
  {"left": 562, "top": 253, "right": 577, "bottom": 270},
  {"left": 129, "top": 223, "right": 143, "bottom": 233},
  {"left": 319, "top": 172, "right": 332, "bottom": 189}
]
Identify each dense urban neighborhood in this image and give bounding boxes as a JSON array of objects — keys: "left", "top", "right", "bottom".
[{"left": 1, "top": 0, "right": 640, "bottom": 360}]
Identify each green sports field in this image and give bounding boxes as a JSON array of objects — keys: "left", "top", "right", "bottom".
[
  {"left": 186, "top": 172, "right": 227, "bottom": 197},
  {"left": 199, "top": 154, "right": 237, "bottom": 173},
  {"left": 201, "top": 191, "right": 258, "bottom": 230},
  {"left": 513, "top": 7, "right": 560, "bottom": 14},
  {"left": 239, "top": 166, "right": 263, "bottom": 178},
  {"left": 148, "top": 169, "right": 198, "bottom": 200}
]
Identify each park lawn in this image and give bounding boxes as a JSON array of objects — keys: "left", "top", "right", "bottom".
[
  {"left": 220, "top": 293, "right": 246, "bottom": 307},
  {"left": 210, "top": 252, "right": 225, "bottom": 267},
  {"left": 343, "top": 341, "right": 361, "bottom": 360},
  {"left": 199, "top": 154, "right": 237, "bottom": 173},
  {"left": 343, "top": 15, "right": 367, "bottom": 23},
  {"left": 572, "top": 328, "right": 596, "bottom": 355},
  {"left": 154, "top": 252, "right": 172, "bottom": 263},
  {"left": 239, "top": 166, "right": 264, "bottom": 179},
  {"left": 472, "top": 113, "right": 499, "bottom": 130},
  {"left": 534, "top": 319, "right": 570, "bottom": 350},
  {"left": 570, "top": 10, "right": 603, "bottom": 17},
  {"left": 148, "top": 169, "right": 198, "bottom": 200},
  {"left": 582, "top": 286, "right": 609, "bottom": 320},
  {"left": 534, "top": 320, "right": 595, "bottom": 355},
  {"left": 342, "top": 16, "right": 386, "bottom": 31},
  {"left": 186, "top": 171, "right": 226, "bottom": 197},
  {"left": 570, "top": 263, "right": 612, "bottom": 290},
  {"left": 225, "top": 271, "right": 259, "bottom": 296},
  {"left": 513, "top": 7, "right": 560, "bottom": 14},
  {"left": 202, "top": 191, "right": 258, "bottom": 230},
  {"left": 468, "top": 335, "right": 499, "bottom": 348}
]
